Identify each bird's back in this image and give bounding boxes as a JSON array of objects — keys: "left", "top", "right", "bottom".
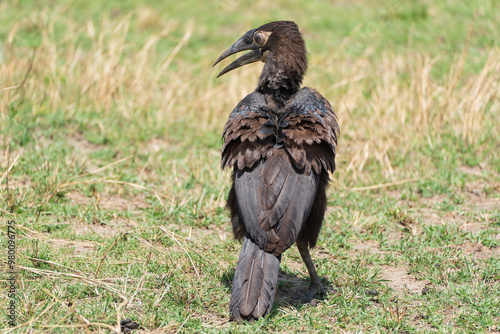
[{"left": 223, "top": 87, "right": 338, "bottom": 253}]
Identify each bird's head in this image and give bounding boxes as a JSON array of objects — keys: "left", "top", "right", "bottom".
[{"left": 214, "top": 21, "right": 307, "bottom": 93}]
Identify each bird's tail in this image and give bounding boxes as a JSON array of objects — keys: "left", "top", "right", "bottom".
[{"left": 230, "top": 234, "right": 280, "bottom": 322}]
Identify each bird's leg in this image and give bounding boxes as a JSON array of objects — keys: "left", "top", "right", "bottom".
[{"left": 296, "top": 240, "right": 326, "bottom": 302}]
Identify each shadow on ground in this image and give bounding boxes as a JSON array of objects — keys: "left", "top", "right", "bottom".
[{"left": 220, "top": 268, "right": 334, "bottom": 316}]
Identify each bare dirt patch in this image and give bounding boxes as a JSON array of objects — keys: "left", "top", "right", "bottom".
[
  {"left": 412, "top": 207, "right": 498, "bottom": 234},
  {"left": 1, "top": 177, "right": 31, "bottom": 189},
  {"left": 463, "top": 180, "right": 500, "bottom": 208},
  {"left": 67, "top": 132, "right": 104, "bottom": 154},
  {"left": 350, "top": 240, "right": 381, "bottom": 254},
  {"left": 459, "top": 165, "right": 487, "bottom": 177},
  {"left": 392, "top": 180, "right": 499, "bottom": 233},
  {"left": 389, "top": 180, "right": 499, "bottom": 215},
  {"left": 49, "top": 238, "right": 99, "bottom": 252},
  {"left": 163, "top": 221, "right": 233, "bottom": 243},
  {"left": 74, "top": 221, "right": 120, "bottom": 237},
  {"left": 451, "top": 242, "right": 498, "bottom": 260},
  {"left": 71, "top": 217, "right": 138, "bottom": 237},
  {"left": 469, "top": 197, "right": 500, "bottom": 211},
  {"left": 139, "top": 136, "right": 173, "bottom": 154},
  {"left": 415, "top": 208, "right": 468, "bottom": 226},
  {"left": 193, "top": 313, "right": 230, "bottom": 330},
  {"left": 66, "top": 191, "right": 91, "bottom": 206},
  {"left": 379, "top": 266, "right": 429, "bottom": 295},
  {"left": 66, "top": 190, "right": 150, "bottom": 211}
]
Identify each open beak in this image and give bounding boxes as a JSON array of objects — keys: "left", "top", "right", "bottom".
[{"left": 213, "top": 29, "right": 263, "bottom": 78}]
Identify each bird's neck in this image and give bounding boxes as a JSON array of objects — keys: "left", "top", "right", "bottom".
[{"left": 256, "top": 50, "right": 306, "bottom": 108}]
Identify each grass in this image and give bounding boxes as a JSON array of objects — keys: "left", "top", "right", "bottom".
[{"left": 1, "top": 0, "right": 499, "bottom": 332}]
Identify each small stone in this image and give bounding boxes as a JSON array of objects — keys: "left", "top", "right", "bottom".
[
  {"left": 366, "top": 289, "right": 378, "bottom": 296},
  {"left": 121, "top": 318, "right": 139, "bottom": 332}
]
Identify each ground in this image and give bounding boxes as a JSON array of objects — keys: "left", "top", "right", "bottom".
[{"left": 1, "top": 0, "right": 499, "bottom": 333}]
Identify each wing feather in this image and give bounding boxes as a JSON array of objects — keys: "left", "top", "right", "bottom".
[
  {"left": 223, "top": 87, "right": 339, "bottom": 255},
  {"left": 222, "top": 93, "right": 275, "bottom": 170},
  {"left": 281, "top": 87, "right": 339, "bottom": 174}
]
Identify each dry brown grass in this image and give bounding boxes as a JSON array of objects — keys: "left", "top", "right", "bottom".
[{"left": 2, "top": 12, "right": 498, "bottom": 189}]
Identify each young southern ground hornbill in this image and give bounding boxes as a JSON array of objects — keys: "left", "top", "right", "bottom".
[{"left": 214, "top": 21, "right": 339, "bottom": 322}]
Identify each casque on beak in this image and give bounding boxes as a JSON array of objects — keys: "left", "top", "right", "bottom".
[{"left": 213, "top": 29, "right": 264, "bottom": 78}]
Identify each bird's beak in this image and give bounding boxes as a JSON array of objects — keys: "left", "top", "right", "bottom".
[{"left": 213, "top": 29, "right": 264, "bottom": 78}]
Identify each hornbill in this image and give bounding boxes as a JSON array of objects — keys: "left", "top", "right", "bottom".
[{"left": 214, "top": 21, "right": 339, "bottom": 322}]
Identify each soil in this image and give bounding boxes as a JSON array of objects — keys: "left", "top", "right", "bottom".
[
  {"left": 379, "top": 266, "right": 430, "bottom": 295},
  {"left": 66, "top": 190, "right": 150, "bottom": 211}
]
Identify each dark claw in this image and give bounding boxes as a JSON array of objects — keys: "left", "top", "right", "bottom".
[
  {"left": 300, "top": 285, "right": 329, "bottom": 304},
  {"left": 300, "top": 291, "right": 314, "bottom": 304}
]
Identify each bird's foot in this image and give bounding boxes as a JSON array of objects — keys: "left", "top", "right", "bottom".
[{"left": 300, "top": 283, "right": 327, "bottom": 304}]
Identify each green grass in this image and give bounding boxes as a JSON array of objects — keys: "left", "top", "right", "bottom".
[{"left": 1, "top": 0, "right": 500, "bottom": 333}]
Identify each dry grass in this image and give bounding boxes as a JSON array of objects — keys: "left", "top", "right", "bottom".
[
  {"left": 1, "top": 2, "right": 499, "bottom": 333},
  {"left": 2, "top": 11, "right": 499, "bottom": 187}
]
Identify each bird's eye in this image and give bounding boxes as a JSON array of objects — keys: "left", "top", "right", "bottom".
[{"left": 253, "top": 33, "right": 262, "bottom": 46}]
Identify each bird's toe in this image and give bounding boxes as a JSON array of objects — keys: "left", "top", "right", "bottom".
[{"left": 300, "top": 284, "right": 327, "bottom": 303}]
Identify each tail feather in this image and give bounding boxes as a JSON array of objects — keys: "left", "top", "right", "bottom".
[
  {"left": 230, "top": 235, "right": 280, "bottom": 322},
  {"left": 252, "top": 250, "right": 280, "bottom": 318}
]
